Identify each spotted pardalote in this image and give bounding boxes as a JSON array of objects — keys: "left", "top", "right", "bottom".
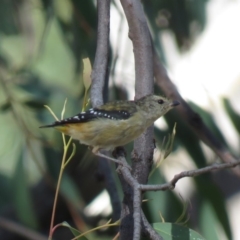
[{"left": 40, "top": 94, "right": 179, "bottom": 154}]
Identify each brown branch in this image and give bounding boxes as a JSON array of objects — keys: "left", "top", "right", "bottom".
[
  {"left": 0, "top": 217, "right": 47, "bottom": 240},
  {"left": 115, "top": 151, "right": 142, "bottom": 240},
  {"left": 119, "top": 0, "right": 156, "bottom": 239},
  {"left": 140, "top": 159, "right": 240, "bottom": 192},
  {"left": 152, "top": 49, "right": 240, "bottom": 175},
  {"left": 115, "top": 148, "right": 161, "bottom": 240},
  {"left": 141, "top": 211, "right": 163, "bottom": 240},
  {"left": 119, "top": 0, "right": 154, "bottom": 183},
  {"left": 90, "top": 0, "right": 121, "bottom": 223},
  {"left": 90, "top": 0, "right": 110, "bottom": 107}
]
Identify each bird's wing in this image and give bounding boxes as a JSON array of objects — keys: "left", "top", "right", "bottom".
[{"left": 40, "top": 100, "right": 138, "bottom": 128}]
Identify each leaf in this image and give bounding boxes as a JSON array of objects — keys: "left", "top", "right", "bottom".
[
  {"left": 60, "top": 173, "right": 83, "bottom": 209},
  {"left": 196, "top": 178, "right": 232, "bottom": 240},
  {"left": 83, "top": 58, "right": 92, "bottom": 91},
  {"left": 0, "top": 173, "right": 11, "bottom": 207},
  {"left": 223, "top": 98, "right": 240, "bottom": 134},
  {"left": 152, "top": 222, "right": 205, "bottom": 240},
  {"left": 200, "top": 201, "right": 221, "bottom": 240},
  {"left": 0, "top": 101, "right": 11, "bottom": 112},
  {"left": 145, "top": 170, "right": 182, "bottom": 223},
  {"left": 163, "top": 123, "right": 177, "bottom": 159},
  {"left": 11, "top": 151, "right": 38, "bottom": 229},
  {"left": 189, "top": 101, "right": 227, "bottom": 146},
  {"left": 23, "top": 99, "right": 46, "bottom": 109},
  {"left": 62, "top": 221, "right": 88, "bottom": 240}
]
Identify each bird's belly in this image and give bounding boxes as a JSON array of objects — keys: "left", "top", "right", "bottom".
[{"left": 67, "top": 118, "right": 145, "bottom": 150}]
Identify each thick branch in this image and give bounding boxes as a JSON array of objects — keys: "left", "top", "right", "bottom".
[
  {"left": 120, "top": 0, "right": 154, "bottom": 183},
  {"left": 90, "top": 0, "right": 121, "bottom": 223},
  {"left": 115, "top": 152, "right": 142, "bottom": 240},
  {"left": 119, "top": 0, "right": 156, "bottom": 239},
  {"left": 90, "top": 0, "right": 110, "bottom": 107},
  {"left": 115, "top": 148, "right": 162, "bottom": 240}
]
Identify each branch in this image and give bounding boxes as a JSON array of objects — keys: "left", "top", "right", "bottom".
[
  {"left": 0, "top": 217, "right": 47, "bottom": 240},
  {"left": 90, "top": 0, "right": 110, "bottom": 107},
  {"left": 141, "top": 211, "right": 163, "bottom": 240},
  {"left": 152, "top": 49, "right": 240, "bottom": 175},
  {"left": 119, "top": 0, "right": 154, "bottom": 182},
  {"left": 119, "top": 0, "right": 156, "bottom": 239},
  {"left": 114, "top": 150, "right": 142, "bottom": 240},
  {"left": 90, "top": 0, "right": 121, "bottom": 222},
  {"left": 140, "top": 159, "right": 240, "bottom": 192},
  {"left": 115, "top": 148, "right": 161, "bottom": 240}
]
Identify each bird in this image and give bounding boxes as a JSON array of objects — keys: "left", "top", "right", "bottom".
[{"left": 40, "top": 94, "right": 179, "bottom": 165}]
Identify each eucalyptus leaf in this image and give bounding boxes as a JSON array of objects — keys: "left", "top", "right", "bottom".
[{"left": 152, "top": 222, "right": 205, "bottom": 240}]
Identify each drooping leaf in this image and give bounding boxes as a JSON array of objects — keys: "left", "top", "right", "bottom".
[
  {"left": 199, "top": 200, "right": 221, "bottom": 240},
  {"left": 152, "top": 222, "right": 205, "bottom": 240},
  {"left": 60, "top": 173, "right": 83, "bottom": 210},
  {"left": 0, "top": 102, "right": 12, "bottom": 112},
  {"left": 223, "top": 98, "right": 240, "bottom": 134},
  {"left": 62, "top": 221, "right": 88, "bottom": 240},
  {"left": 11, "top": 151, "right": 38, "bottom": 229},
  {"left": 196, "top": 177, "right": 232, "bottom": 240},
  {"left": 23, "top": 99, "right": 46, "bottom": 110}
]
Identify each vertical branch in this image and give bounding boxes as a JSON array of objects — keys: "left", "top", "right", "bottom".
[
  {"left": 120, "top": 0, "right": 154, "bottom": 182},
  {"left": 91, "top": 0, "right": 111, "bottom": 107},
  {"left": 90, "top": 0, "right": 121, "bottom": 223},
  {"left": 119, "top": 1, "right": 156, "bottom": 239}
]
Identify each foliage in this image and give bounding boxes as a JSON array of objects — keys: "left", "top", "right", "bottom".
[{"left": 0, "top": 0, "right": 238, "bottom": 240}]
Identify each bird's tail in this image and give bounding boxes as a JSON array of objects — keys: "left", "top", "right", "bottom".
[{"left": 39, "top": 123, "right": 57, "bottom": 128}]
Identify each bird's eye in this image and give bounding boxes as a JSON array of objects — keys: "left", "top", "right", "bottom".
[{"left": 158, "top": 99, "right": 164, "bottom": 104}]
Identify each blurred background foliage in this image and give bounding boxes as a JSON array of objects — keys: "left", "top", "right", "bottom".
[{"left": 0, "top": 0, "right": 239, "bottom": 239}]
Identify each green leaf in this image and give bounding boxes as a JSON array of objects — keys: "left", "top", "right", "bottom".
[
  {"left": 196, "top": 178, "right": 232, "bottom": 240},
  {"left": 0, "top": 102, "right": 11, "bottom": 112},
  {"left": 0, "top": 173, "right": 11, "bottom": 208},
  {"left": 223, "top": 98, "right": 240, "bottom": 134},
  {"left": 62, "top": 221, "right": 88, "bottom": 240},
  {"left": 165, "top": 111, "right": 207, "bottom": 168},
  {"left": 200, "top": 201, "right": 221, "bottom": 240},
  {"left": 11, "top": 151, "right": 38, "bottom": 229},
  {"left": 60, "top": 173, "right": 83, "bottom": 209},
  {"left": 152, "top": 222, "right": 205, "bottom": 240},
  {"left": 83, "top": 58, "right": 92, "bottom": 91},
  {"left": 23, "top": 99, "right": 46, "bottom": 109},
  {"left": 189, "top": 101, "right": 227, "bottom": 146},
  {"left": 145, "top": 170, "right": 182, "bottom": 223}
]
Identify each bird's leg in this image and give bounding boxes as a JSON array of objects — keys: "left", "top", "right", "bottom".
[{"left": 93, "top": 148, "right": 132, "bottom": 170}]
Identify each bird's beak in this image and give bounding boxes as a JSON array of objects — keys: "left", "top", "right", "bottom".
[{"left": 171, "top": 100, "right": 180, "bottom": 107}]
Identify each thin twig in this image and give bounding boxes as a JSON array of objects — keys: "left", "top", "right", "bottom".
[
  {"left": 140, "top": 160, "right": 240, "bottom": 192},
  {"left": 0, "top": 217, "right": 47, "bottom": 240},
  {"left": 141, "top": 211, "right": 163, "bottom": 240}
]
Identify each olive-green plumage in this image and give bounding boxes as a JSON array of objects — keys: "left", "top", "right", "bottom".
[{"left": 40, "top": 94, "right": 179, "bottom": 153}]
